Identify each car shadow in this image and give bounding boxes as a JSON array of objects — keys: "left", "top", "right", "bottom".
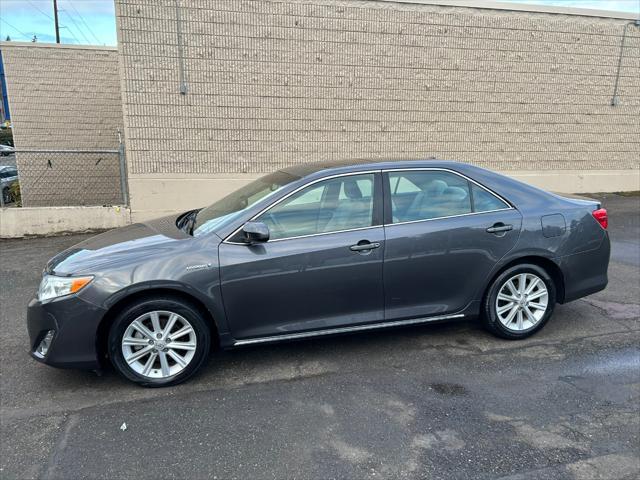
[{"left": 26, "top": 301, "right": 597, "bottom": 397}]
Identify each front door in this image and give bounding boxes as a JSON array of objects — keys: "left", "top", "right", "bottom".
[
  {"left": 383, "top": 169, "right": 522, "bottom": 320},
  {"left": 219, "top": 172, "right": 385, "bottom": 340}
]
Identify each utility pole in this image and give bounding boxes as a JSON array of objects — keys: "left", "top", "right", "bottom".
[{"left": 53, "top": 0, "right": 60, "bottom": 43}]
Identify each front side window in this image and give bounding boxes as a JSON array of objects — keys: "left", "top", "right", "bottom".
[
  {"left": 193, "top": 171, "right": 300, "bottom": 236},
  {"left": 257, "top": 174, "right": 375, "bottom": 240}
]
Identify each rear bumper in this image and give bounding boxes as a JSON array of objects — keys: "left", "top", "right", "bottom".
[
  {"left": 558, "top": 233, "right": 610, "bottom": 303},
  {"left": 27, "top": 295, "right": 107, "bottom": 370}
]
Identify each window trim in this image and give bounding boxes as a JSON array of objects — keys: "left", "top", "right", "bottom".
[
  {"left": 223, "top": 170, "right": 383, "bottom": 244},
  {"left": 223, "top": 167, "right": 514, "bottom": 244},
  {"left": 382, "top": 167, "right": 513, "bottom": 226}
]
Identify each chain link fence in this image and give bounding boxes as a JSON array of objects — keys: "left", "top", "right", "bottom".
[{"left": 0, "top": 148, "right": 128, "bottom": 208}]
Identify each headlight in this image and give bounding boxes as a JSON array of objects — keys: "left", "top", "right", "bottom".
[{"left": 38, "top": 274, "right": 94, "bottom": 301}]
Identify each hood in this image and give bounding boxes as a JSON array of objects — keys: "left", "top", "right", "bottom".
[{"left": 46, "top": 216, "right": 193, "bottom": 275}]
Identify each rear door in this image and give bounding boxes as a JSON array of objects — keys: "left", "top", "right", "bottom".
[
  {"left": 219, "top": 172, "right": 386, "bottom": 340},
  {"left": 383, "top": 169, "right": 522, "bottom": 320}
]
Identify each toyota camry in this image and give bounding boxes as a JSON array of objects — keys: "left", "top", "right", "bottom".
[{"left": 27, "top": 159, "right": 610, "bottom": 386}]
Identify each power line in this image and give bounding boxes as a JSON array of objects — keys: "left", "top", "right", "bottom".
[
  {"left": 26, "top": 0, "right": 53, "bottom": 20},
  {"left": 26, "top": 0, "right": 60, "bottom": 43},
  {"left": 4, "top": 1, "right": 83, "bottom": 45},
  {"left": 65, "top": 0, "right": 101, "bottom": 44},
  {"left": 0, "top": 18, "right": 31, "bottom": 40},
  {"left": 59, "top": 26, "right": 80, "bottom": 44},
  {"left": 59, "top": 8, "right": 91, "bottom": 44}
]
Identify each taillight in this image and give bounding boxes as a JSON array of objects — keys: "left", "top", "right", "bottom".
[{"left": 592, "top": 208, "right": 608, "bottom": 230}]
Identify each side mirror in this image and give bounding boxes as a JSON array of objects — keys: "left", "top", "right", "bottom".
[{"left": 242, "top": 221, "right": 269, "bottom": 244}]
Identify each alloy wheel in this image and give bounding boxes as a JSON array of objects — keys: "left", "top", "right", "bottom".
[
  {"left": 121, "top": 310, "right": 197, "bottom": 379},
  {"left": 495, "top": 273, "right": 548, "bottom": 331}
]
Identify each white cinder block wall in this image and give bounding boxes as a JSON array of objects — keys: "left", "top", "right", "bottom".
[
  {"left": 0, "top": 43, "right": 125, "bottom": 207},
  {"left": 114, "top": 0, "right": 640, "bottom": 220}
]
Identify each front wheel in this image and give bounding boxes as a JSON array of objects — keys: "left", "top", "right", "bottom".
[
  {"left": 482, "top": 264, "right": 556, "bottom": 339},
  {"left": 108, "top": 296, "right": 211, "bottom": 387}
]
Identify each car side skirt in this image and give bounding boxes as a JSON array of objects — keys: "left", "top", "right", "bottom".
[{"left": 232, "top": 313, "right": 465, "bottom": 346}]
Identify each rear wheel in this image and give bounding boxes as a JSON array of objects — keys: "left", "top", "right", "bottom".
[
  {"left": 108, "top": 297, "right": 210, "bottom": 387},
  {"left": 482, "top": 264, "right": 556, "bottom": 339}
]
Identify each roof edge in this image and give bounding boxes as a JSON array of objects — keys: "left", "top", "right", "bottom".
[
  {"left": 374, "top": 0, "right": 639, "bottom": 21},
  {"left": 0, "top": 41, "right": 117, "bottom": 52}
]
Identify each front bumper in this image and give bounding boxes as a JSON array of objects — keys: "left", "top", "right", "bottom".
[{"left": 27, "top": 294, "right": 107, "bottom": 370}]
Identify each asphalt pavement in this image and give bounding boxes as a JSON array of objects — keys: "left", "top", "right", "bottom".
[{"left": 1, "top": 193, "right": 638, "bottom": 480}]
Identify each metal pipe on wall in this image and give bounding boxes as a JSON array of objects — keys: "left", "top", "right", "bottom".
[{"left": 175, "top": 0, "right": 188, "bottom": 95}]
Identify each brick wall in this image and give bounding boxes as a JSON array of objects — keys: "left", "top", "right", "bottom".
[
  {"left": 0, "top": 43, "right": 124, "bottom": 206},
  {"left": 115, "top": 0, "right": 639, "bottom": 179}
]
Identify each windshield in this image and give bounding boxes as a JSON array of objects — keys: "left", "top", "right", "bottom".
[{"left": 192, "top": 171, "right": 300, "bottom": 236}]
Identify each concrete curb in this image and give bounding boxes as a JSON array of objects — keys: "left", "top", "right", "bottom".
[{"left": 0, "top": 205, "right": 131, "bottom": 238}]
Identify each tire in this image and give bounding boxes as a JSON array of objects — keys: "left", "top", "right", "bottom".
[
  {"left": 108, "top": 296, "right": 211, "bottom": 387},
  {"left": 2, "top": 187, "right": 11, "bottom": 204},
  {"left": 482, "top": 263, "right": 556, "bottom": 340}
]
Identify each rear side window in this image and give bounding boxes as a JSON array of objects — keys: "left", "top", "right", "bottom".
[
  {"left": 388, "top": 171, "right": 472, "bottom": 223},
  {"left": 390, "top": 176, "right": 421, "bottom": 194},
  {"left": 388, "top": 170, "right": 509, "bottom": 223},
  {"left": 471, "top": 183, "right": 509, "bottom": 212}
]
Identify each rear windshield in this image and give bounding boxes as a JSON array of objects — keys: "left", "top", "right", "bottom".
[{"left": 193, "top": 171, "right": 300, "bottom": 236}]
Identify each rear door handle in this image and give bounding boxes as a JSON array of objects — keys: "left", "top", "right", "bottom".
[
  {"left": 350, "top": 241, "right": 381, "bottom": 252},
  {"left": 486, "top": 223, "right": 513, "bottom": 234}
]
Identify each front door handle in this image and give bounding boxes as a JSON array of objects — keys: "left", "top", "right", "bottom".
[
  {"left": 486, "top": 223, "right": 513, "bottom": 234},
  {"left": 350, "top": 241, "right": 381, "bottom": 252}
]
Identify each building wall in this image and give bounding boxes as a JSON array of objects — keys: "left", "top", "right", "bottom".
[
  {"left": 115, "top": 0, "right": 640, "bottom": 219},
  {"left": 0, "top": 43, "right": 124, "bottom": 206}
]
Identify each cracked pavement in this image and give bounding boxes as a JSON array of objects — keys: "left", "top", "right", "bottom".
[{"left": 1, "top": 193, "right": 638, "bottom": 479}]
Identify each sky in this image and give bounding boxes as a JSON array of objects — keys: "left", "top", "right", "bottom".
[
  {"left": 499, "top": 0, "right": 639, "bottom": 13},
  {"left": 0, "top": 0, "right": 638, "bottom": 46},
  {"left": 0, "top": 0, "right": 117, "bottom": 45}
]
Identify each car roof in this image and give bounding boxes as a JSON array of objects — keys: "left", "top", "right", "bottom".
[{"left": 280, "top": 157, "right": 467, "bottom": 178}]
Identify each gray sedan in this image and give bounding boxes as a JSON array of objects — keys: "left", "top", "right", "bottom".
[{"left": 27, "top": 160, "right": 610, "bottom": 386}]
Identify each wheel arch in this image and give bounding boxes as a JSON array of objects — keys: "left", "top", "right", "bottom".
[
  {"left": 96, "top": 287, "right": 221, "bottom": 365},
  {"left": 482, "top": 255, "right": 566, "bottom": 306}
]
